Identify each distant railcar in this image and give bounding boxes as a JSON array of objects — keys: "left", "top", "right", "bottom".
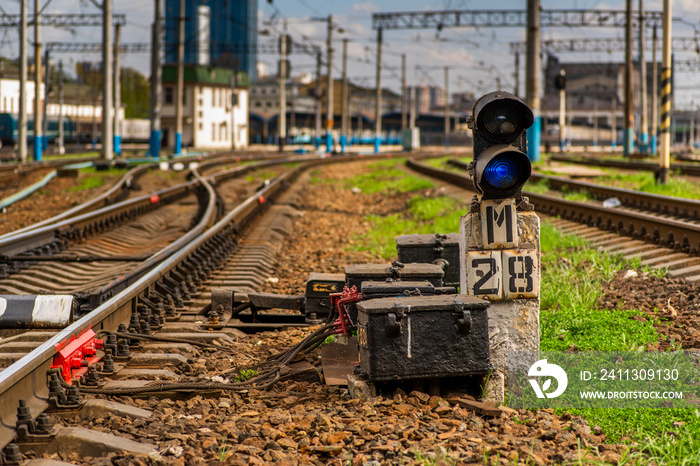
[{"left": 0, "top": 113, "right": 77, "bottom": 145}]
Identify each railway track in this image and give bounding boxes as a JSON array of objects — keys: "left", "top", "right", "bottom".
[
  {"left": 549, "top": 153, "right": 700, "bottom": 177},
  {"left": 410, "top": 157, "right": 700, "bottom": 281},
  {"left": 0, "top": 152, "right": 397, "bottom": 461}
]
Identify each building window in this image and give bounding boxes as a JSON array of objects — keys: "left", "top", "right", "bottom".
[
  {"left": 212, "top": 123, "right": 216, "bottom": 141},
  {"left": 164, "top": 87, "right": 173, "bottom": 105},
  {"left": 198, "top": 122, "right": 203, "bottom": 130},
  {"left": 255, "top": 102, "right": 261, "bottom": 108}
]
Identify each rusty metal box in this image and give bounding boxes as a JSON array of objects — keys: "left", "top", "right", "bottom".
[
  {"left": 305, "top": 273, "right": 346, "bottom": 322},
  {"left": 345, "top": 263, "right": 444, "bottom": 290},
  {"left": 396, "top": 233, "right": 460, "bottom": 286},
  {"left": 356, "top": 295, "right": 491, "bottom": 381}
]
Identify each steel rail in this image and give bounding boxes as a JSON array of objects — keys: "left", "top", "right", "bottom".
[
  {"left": 87, "top": 168, "right": 219, "bottom": 308},
  {"left": 0, "top": 153, "right": 294, "bottom": 256},
  {"left": 0, "top": 152, "right": 290, "bottom": 242},
  {"left": 0, "top": 163, "right": 153, "bottom": 242},
  {"left": 549, "top": 154, "right": 700, "bottom": 177},
  {"left": 0, "top": 153, "right": 225, "bottom": 241},
  {"left": 0, "top": 152, "right": 405, "bottom": 449},
  {"left": 0, "top": 164, "right": 297, "bottom": 449},
  {"left": 408, "top": 158, "right": 700, "bottom": 255},
  {"left": 447, "top": 158, "right": 700, "bottom": 220}
]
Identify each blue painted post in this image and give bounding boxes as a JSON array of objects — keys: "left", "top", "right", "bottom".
[
  {"left": 33, "top": 136, "right": 42, "bottom": 161},
  {"left": 325, "top": 133, "right": 333, "bottom": 153},
  {"left": 374, "top": 137, "right": 381, "bottom": 154},
  {"left": 149, "top": 130, "right": 161, "bottom": 158},
  {"left": 639, "top": 132, "right": 649, "bottom": 154},
  {"left": 526, "top": 116, "right": 541, "bottom": 162},
  {"left": 650, "top": 134, "right": 657, "bottom": 154},
  {"left": 314, "top": 137, "right": 321, "bottom": 150},
  {"left": 340, "top": 135, "right": 347, "bottom": 153},
  {"left": 175, "top": 132, "right": 182, "bottom": 156},
  {"left": 114, "top": 135, "right": 122, "bottom": 156}
]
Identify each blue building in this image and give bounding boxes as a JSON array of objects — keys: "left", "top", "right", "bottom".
[{"left": 164, "top": 0, "right": 257, "bottom": 82}]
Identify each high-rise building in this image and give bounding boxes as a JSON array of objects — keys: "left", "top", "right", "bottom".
[{"left": 164, "top": 0, "right": 257, "bottom": 81}]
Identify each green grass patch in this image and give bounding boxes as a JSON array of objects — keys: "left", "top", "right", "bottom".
[
  {"left": 541, "top": 222, "right": 700, "bottom": 464},
  {"left": 591, "top": 170, "right": 700, "bottom": 200},
  {"left": 245, "top": 170, "right": 277, "bottom": 183},
  {"left": 524, "top": 179, "right": 550, "bottom": 194},
  {"left": 44, "top": 151, "right": 100, "bottom": 161},
  {"left": 540, "top": 223, "right": 659, "bottom": 352},
  {"left": 234, "top": 369, "right": 257, "bottom": 382},
  {"left": 349, "top": 195, "right": 465, "bottom": 259},
  {"left": 561, "top": 189, "right": 591, "bottom": 202},
  {"left": 422, "top": 156, "right": 458, "bottom": 170},
  {"left": 342, "top": 159, "right": 434, "bottom": 194},
  {"left": 67, "top": 167, "right": 127, "bottom": 192}
]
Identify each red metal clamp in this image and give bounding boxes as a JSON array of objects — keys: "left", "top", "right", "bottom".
[{"left": 52, "top": 327, "right": 104, "bottom": 384}]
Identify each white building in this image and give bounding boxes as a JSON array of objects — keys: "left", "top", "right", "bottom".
[
  {"left": 161, "top": 65, "right": 249, "bottom": 150},
  {"left": 0, "top": 77, "right": 126, "bottom": 129}
]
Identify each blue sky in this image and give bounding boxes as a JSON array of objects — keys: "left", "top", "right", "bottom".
[{"left": 0, "top": 0, "right": 698, "bottom": 109}]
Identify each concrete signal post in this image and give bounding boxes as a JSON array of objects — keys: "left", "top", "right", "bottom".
[{"left": 460, "top": 91, "right": 541, "bottom": 395}]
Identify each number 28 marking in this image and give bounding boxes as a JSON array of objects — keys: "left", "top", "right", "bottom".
[{"left": 466, "top": 250, "right": 539, "bottom": 300}]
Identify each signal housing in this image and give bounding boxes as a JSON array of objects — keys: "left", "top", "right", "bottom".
[{"left": 469, "top": 91, "right": 534, "bottom": 200}]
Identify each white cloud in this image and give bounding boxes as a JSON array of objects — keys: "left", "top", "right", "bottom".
[{"left": 352, "top": 2, "right": 380, "bottom": 14}]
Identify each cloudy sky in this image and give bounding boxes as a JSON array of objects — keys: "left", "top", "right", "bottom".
[{"left": 1, "top": 0, "right": 699, "bottom": 109}]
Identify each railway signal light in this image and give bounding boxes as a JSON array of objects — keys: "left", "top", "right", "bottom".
[{"left": 468, "top": 91, "right": 534, "bottom": 200}]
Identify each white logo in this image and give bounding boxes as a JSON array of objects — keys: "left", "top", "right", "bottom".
[{"left": 528, "top": 359, "right": 568, "bottom": 399}]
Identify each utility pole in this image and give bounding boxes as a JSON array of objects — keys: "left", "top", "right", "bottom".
[
  {"left": 401, "top": 54, "right": 407, "bottom": 131},
  {"left": 659, "top": 0, "right": 671, "bottom": 183},
  {"left": 690, "top": 105, "right": 695, "bottom": 150},
  {"left": 42, "top": 48, "right": 49, "bottom": 152},
  {"left": 92, "top": 89, "right": 97, "bottom": 149},
  {"left": 175, "top": 0, "right": 184, "bottom": 156},
  {"left": 19, "top": 0, "right": 28, "bottom": 162},
  {"left": 278, "top": 21, "right": 288, "bottom": 153},
  {"left": 594, "top": 97, "right": 599, "bottom": 147},
  {"left": 374, "top": 27, "right": 382, "bottom": 154},
  {"left": 651, "top": 25, "right": 658, "bottom": 155},
  {"left": 315, "top": 51, "right": 322, "bottom": 149},
  {"left": 444, "top": 66, "right": 449, "bottom": 148},
  {"left": 58, "top": 60, "right": 64, "bottom": 155},
  {"left": 559, "top": 69, "right": 566, "bottom": 152},
  {"left": 514, "top": 51, "right": 520, "bottom": 97},
  {"left": 623, "top": 0, "right": 635, "bottom": 157},
  {"left": 34, "top": 0, "right": 42, "bottom": 161},
  {"left": 102, "top": 0, "right": 113, "bottom": 160},
  {"left": 290, "top": 84, "right": 296, "bottom": 143},
  {"left": 325, "top": 15, "right": 334, "bottom": 153},
  {"left": 341, "top": 38, "right": 349, "bottom": 153},
  {"left": 525, "top": 0, "right": 541, "bottom": 162},
  {"left": 612, "top": 98, "right": 617, "bottom": 148},
  {"left": 149, "top": 0, "right": 162, "bottom": 158},
  {"left": 409, "top": 85, "right": 416, "bottom": 129},
  {"left": 638, "top": 0, "right": 649, "bottom": 153},
  {"left": 114, "top": 22, "right": 121, "bottom": 156}
]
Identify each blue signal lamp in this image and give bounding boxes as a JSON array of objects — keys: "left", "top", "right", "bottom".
[{"left": 469, "top": 91, "right": 534, "bottom": 200}]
